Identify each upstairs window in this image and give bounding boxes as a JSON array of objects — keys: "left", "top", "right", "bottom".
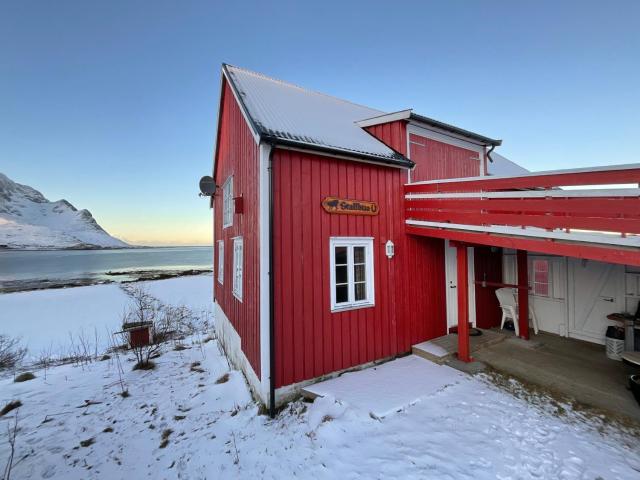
[
  {"left": 330, "top": 237, "right": 375, "bottom": 311},
  {"left": 232, "top": 237, "right": 243, "bottom": 301},
  {"left": 217, "top": 240, "right": 224, "bottom": 284},
  {"left": 223, "top": 176, "right": 233, "bottom": 228}
]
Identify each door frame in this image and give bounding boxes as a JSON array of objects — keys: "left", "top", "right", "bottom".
[{"left": 444, "top": 240, "right": 476, "bottom": 330}]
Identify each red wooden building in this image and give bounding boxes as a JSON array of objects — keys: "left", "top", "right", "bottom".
[{"left": 211, "top": 65, "right": 640, "bottom": 413}]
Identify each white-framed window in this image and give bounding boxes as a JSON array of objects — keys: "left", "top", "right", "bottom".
[
  {"left": 329, "top": 237, "right": 375, "bottom": 312},
  {"left": 232, "top": 236, "right": 243, "bottom": 301},
  {"left": 217, "top": 240, "right": 224, "bottom": 284},
  {"left": 531, "top": 259, "right": 550, "bottom": 297},
  {"left": 222, "top": 176, "right": 234, "bottom": 228}
]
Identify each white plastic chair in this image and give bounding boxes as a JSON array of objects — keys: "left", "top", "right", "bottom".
[{"left": 495, "top": 287, "right": 539, "bottom": 336}]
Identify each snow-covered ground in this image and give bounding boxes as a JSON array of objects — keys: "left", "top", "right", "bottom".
[
  {"left": 2, "top": 336, "right": 640, "bottom": 479},
  {"left": 0, "top": 275, "right": 213, "bottom": 358},
  {"left": 2, "top": 275, "right": 639, "bottom": 479}
]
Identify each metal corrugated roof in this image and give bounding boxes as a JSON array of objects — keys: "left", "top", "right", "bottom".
[{"left": 223, "top": 64, "right": 413, "bottom": 167}]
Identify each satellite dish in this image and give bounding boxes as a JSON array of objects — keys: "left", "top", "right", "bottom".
[{"left": 199, "top": 176, "right": 217, "bottom": 196}]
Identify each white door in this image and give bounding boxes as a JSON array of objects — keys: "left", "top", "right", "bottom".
[
  {"left": 444, "top": 240, "right": 476, "bottom": 330},
  {"left": 568, "top": 258, "right": 624, "bottom": 344}
]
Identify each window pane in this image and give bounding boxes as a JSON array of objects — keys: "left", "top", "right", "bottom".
[
  {"left": 335, "top": 285, "right": 348, "bottom": 303},
  {"left": 534, "top": 260, "right": 548, "bottom": 272},
  {"left": 335, "top": 246, "right": 347, "bottom": 265},
  {"left": 355, "top": 282, "right": 366, "bottom": 301},
  {"left": 534, "top": 271, "right": 548, "bottom": 283},
  {"left": 354, "top": 246, "right": 365, "bottom": 264},
  {"left": 335, "top": 265, "right": 348, "bottom": 284},
  {"left": 534, "top": 283, "right": 549, "bottom": 296},
  {"left": 354, "top": 263, "right": 366, "bottom": 282}
]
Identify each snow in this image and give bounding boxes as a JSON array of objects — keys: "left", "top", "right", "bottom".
[
  {"left": 225, "top": 65, "right": 405, "bottom": 162},
  {"left": 0, "top": 275, "right": 213, "bottom": 358},
  {"left": 413, "top": 340, "right": 450, "bottom": 358},
  {"left": 487, "top": 152, "right": 529, "bottom": 176},
  {"left": 1, "top": 277, "right": 640, "bottom": 479},
  {"left": 0, "top": 172, "right": 127, "bottom": 249},
  {"left": 2, "top": 337, "right": 639, "bottom": 479},
  {"left": 304, "top": 355, "right": 465, "bottom": 418}
]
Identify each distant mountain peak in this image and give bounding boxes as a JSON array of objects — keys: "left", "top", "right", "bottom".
[{"left": 0, "top": 173, "right": 129, "bottom": 250}]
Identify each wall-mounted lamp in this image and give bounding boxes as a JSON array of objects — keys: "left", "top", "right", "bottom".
[{"left": 385, "top": 240, "right": 395, "bottom": 259}]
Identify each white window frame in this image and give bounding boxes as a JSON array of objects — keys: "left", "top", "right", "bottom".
[
  {"left": 329, "top": 237, "right": 375, "bottom": 312},
  {"left": 232, "top": 236, "right": 243, "bottom": 301},
  {"left": 530, "top": 258, "right": 551, "bottom": 298},
  {"left": 217, "top": 240, "right": 224, "bottom": 285},
  {"left": 222, "top": 176, "right": 233, "bottom": 228}
]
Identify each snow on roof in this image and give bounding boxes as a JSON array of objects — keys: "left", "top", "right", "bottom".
[
  {"left": 223, "top": 65, "right": 412, "bottom": 167},
  {"left": 487, "top": 152, "right": 529, "bottom": 176}
]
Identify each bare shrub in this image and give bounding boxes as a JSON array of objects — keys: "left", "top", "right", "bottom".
[
  {"left": 3, "top": 410, "right": 18, "bottom": 480},
  {"left": 0, "top": 335, "right": 26, "bottom": 371}
]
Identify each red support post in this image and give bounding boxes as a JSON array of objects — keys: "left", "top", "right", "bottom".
[
  {"left": 516, "top": 250, "right": 530, "bottom": 340},
  {"left": 456, "top": 244, "right": 472, "bottom": 362}
]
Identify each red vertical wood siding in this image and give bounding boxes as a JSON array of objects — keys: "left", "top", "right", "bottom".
[
  {"left": 474, "top": 247, "right": 503, "bottom": 329},
  {"left": 272, "top": 149, "right": 446, "bottom": 388},
  {"left": 364, "top": 121, "right": 408, "bottom": 156},
  {"left": 213, "top": 80, "right": 261, "bottom": 378},
  {"left": 409, "top": 133, "right": 481, "bottom": 182}
]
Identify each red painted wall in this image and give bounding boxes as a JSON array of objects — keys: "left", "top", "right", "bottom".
[
  {"left": 272, "top": 149, "right": 446, "bottom": 388},
  {"left": 409, "top": 133, "right": 481, "bottom": 182},
  {"left": 474, "top": 247, "right": 503, "bottom": 329},
  {"left": 213, "top": 80, "right": 261, "bottom": 378},
  {"left": 364, "top": 121, "right": 408, "bottom": 156}
]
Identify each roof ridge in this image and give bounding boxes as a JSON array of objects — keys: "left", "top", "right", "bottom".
[{"left": 223, "top": 63, "right": 385, "bottom": 116}]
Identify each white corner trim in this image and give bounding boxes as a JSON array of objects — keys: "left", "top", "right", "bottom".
[{"left": 258, "top": 143, "right": 272, "bottom": 401}]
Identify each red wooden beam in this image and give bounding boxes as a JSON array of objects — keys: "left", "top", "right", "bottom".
[
  {"left": 407, "top": 197, "right": 640, "bottom": 217},
  {"left": 456, "top": 244, "right": 472, "bottom": 362},
  {"left": 405, "top": 225, "right": 640, "bottom": 267},
  {"left": 405, "top": 165, "right": 640, "bottom": 193},
  {"left": 517, "top": 250, "right": 529, "bottom": 340},
  {"left": 405, "top": 209, "right": 640, "bottom": 235}
]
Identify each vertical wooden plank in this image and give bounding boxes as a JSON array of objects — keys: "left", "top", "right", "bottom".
[
  {"left": 456, "top": 244, "right": 472, "bottom": 362},
  {"left": 517, "top": 249, "right": 530, "bottom": 340}
]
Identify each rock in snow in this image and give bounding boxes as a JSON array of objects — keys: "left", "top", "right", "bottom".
[{"left": 0, "top": 172, "right": 128, "bottom": 249}]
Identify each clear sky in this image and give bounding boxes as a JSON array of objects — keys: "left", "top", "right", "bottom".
[{"left": 2, "top": 1, "right": 638, "bottom": 246}]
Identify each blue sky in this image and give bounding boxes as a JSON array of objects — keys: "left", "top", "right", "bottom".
[{"left": 1, "top": 0, "right": 638, "bottom": 245}]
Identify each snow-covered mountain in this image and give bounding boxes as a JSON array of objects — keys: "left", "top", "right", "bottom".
[{"left": 0, "top": 173, "right": 129, "bottom": 249}]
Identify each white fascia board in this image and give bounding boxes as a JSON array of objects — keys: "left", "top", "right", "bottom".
[
  {"left": 222, "top": 68, "right": 261, "bottom": 145},
  {"left": 406, "top": 220, "right": 640, "bottom": 248},
  {"left": 259, "top": 142, "right": 271, "bottom": 401},
  {"left": 407, "top": 124, "right": 486, "bottom": 154},
  {"left": 408, "top": 162, "right": 640, "bottom": 186},
  {"left": 405, "top": 188, "right": 640, "bottom": 199},
  {"left": 355, "top": 109, "right": 412, "bottom": 128}
]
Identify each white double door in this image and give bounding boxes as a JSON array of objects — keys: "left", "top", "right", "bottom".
[
  {"left": 568, "top": 258, "right": 624, "bottom": 344},
  {"left": 444, "top": 240, "right": 476, "bottom": 330}
]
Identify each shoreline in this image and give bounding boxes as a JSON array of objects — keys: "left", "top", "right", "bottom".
[{"left": 0, "top": 268, "right": 212, "bottom": 294}]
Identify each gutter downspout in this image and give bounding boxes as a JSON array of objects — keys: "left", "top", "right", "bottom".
[
  {"left": 486, "top": 144, "right": 496, "bottom": 164},
  {"left": 268, "top": 144, "right": 276, "bottom": 418}
]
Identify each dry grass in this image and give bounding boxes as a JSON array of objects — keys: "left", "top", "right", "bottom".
[
  {"left": 159, "top": 428, "right": 173, "bottom": 449},
  {"left": 0, "top": 400, "right": 22, "bottom": 417},
  {"left": 133, "top": 360, "right": 156, "bottom": 371},
  {"left": 215, "top": 373, "right": 230, "bottom": 384},
  {"left": 14, "top": 372, "right": 35, "bottom": 382},
  {"left": 79, "top": 437, "right": 95, "bottom": 448}
]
